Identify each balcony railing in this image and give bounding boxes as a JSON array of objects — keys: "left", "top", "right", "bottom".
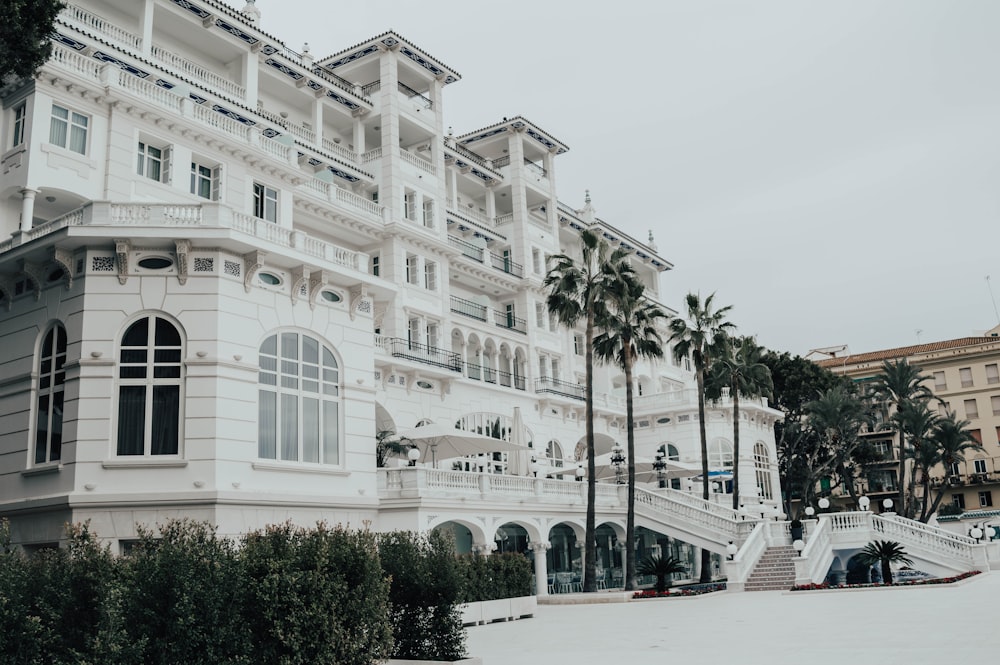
[
  {"left": 524, "top": 160, "right": 547, "bottom": 177},
  {"left": 493, "top": 310, "right": 527, "bottom": 334},
  {"left": 448, "top": 236, "right": 485, "bottom": 262},
  {"left": 450, "top": 295, "right": 488, "bottom": 321},
  {"left": 62, "top": 3, "right": 142, "bottom": 50},
  {"left": 400, "top": 149, "right": 436, "bottom": 174},
  {"left": 377, "top": 337, "right": 462, "bottom": 372},
  {"left": 464, "top": 363, "right": 526, "bottom": 390},
  {"left": 535, "top": 377, "right": 584, "bottom": 400},
  {"left": 398, "top": 82, "right": 433, "bottom": 109},
  {"left": 489, "top": 252, "right": 523, "bottom": 277}
]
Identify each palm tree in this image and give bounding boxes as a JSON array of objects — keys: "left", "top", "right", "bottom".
[
  {"left": 711, "top": 336, "right": 773, "bottom": 509},
  {"left": 545, "top": 229, "right": 629, "bottom": 593},
  {"left": 804, "top": 385, "right": 871, "bottom": 511},
  {"left": 893, "top": 399, "right": 940, "bottom": 519},
  {"left": 924, "top": 411, "right": 984, "bottom": 520},
  {"left": 594, "top": 269, "right": 666, "bottom": 590},
  {"left": 871, "top": 360, "right": 932, "bottom": 517},
  {"left": 667, "top": 293, "right": 734, "bottom": 583},
  {"left": 857, "top": 540, "right": 913, "bottom": 585},
  {"left": 636, "top": 555, "right": 687, "bottom": 593},
  {"left": 376, "top": 429, "right": 409, "bottom": 468}
]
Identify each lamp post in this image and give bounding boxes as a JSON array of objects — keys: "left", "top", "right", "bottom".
[
  {"left": 817, "top": 497, "right": 830, "bottom": 512},
  {"left": 610, "top": 444, "right": 626, "bottom": 485},
  {"left": 969, "top": 524, "right": 984, "bottom": 542},
  {"left": 882, "top": 498, "right": 894, "bottom": 514},
  {"left": 407, "top": 447, "right": 420, "bottom": 466},
  {"left": 653, "top": 451, "right": 667, "bottom": 489},
  {"left": 804, "top": 506, "right": 815, "bottom": 518},
  {"left": 726, "top": 541, "right": 738, "bottom": 561},
  {"left": 858, "top": 495, "right": 871, "bottom": 511},
  {"left": 792, "top": 539, "right": 805, "bottom": 556}
]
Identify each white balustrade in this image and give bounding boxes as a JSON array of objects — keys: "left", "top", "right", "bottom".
[
  {"left": 321, "top": 137, "right": 358, "bottom": 163},
  {"left": 116, "top": 71, "right": 182, "bottom": 111},
  {"left": 149, "top": 44, "right": 246, "bottom": 99},
  {"left": 493, "top": 213, "right": 514, "bottom": 227},
  {"left": 400, "top": 150, "right": 436, "bottom": 174},
  {"left": 48, "top": 45, "right": 102, "bottom": 81},
  {"left": 335, "top": 188, "right": 383, "bottom": 218},
  {"left": 63, "top": 4, "right": 142, "bottom": 50},
  {"left": 361, "top": 147, "right": 383, "bottom": 163}
]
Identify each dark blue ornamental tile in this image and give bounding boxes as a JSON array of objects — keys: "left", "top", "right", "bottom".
[
  {"left": 400, "top": 46, "right": 443, "bottom": 76},
  {"left": 215, "top": 19, "right": 260, "bottom": 46},
  {"left": 324, "top": 44, "right": 378, "bottom": 70},
  {"left": 261, "top": 44, "right": 278, "bottom": 55},
  {"left": 212, "top": 104, "right": 256, "bottom": 125},
  {"left": 52, "top": 33, "right": 87, "bottom": 50},
  {"left": 325, "top": 90, "right": 361, "bottom": 111},
  {"left": 328, "top": 167, "right": 360, "bottom": 183},
  {"left": 265, "top": 57, "right": 303, "bottom": 80},
  {"left": 171, "top": 0, "right": 211, "bottom": 20},
  {"left": 261, "top": 127, "right": 280, "bottom": 138},
  {"left": 155, "top": 79, "right": 175, "bottom": 89},
  {"left": 460, "top": 126, "right": 507, "bottom": 144},
  {"left": 92, "top": 52, "right": 151, "bottom": 79}
]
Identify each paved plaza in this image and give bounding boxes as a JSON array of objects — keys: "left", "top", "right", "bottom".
[{"left": 467, "top": 573, "right": 997, "bottom": 665}]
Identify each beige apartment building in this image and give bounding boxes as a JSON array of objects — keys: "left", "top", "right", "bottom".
[{"left": 813, "top": 328, "right": 1000, "bottom": 517}]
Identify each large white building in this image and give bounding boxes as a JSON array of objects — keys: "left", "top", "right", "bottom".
[{"left": 2, "top": 0, "right": 791, "bottom": 587}]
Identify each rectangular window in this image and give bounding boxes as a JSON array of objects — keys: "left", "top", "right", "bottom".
[
  {"left": 965, "top": 398, "right": 979, "bottom": 420},
  {"left": 980, "top": 491, "right": 993, "bottom": 508},
  {"left": 404, "top": 190, "right": 417, "bottom": 221},
  {"left": 952, "top": 493, "right": 965, "bottom": 509},
  {"left": 422, "top": 198, "right": 434, "bottom": 228},
  {"left": 137, "top": 141, "right": 170, "bottom": 183},
  {"left": 974, "top": 459, "right": 988, "bottom": 473},
  {"left": 993, "top": 395, "right": 1000, "bottom": 416},
  {"left": 538, "top": 356, "right": 547, "bottom": 379},
  {"left": 933, "top": 371, "right": 946, "bottom": 391},
  {"left": 550, "top": 358, "right": 560, "bottom": 380},
  {"left": 407, "top": 318, "right": 420, "bottom": 348},
  {"left": 426, "top": 322, "right": 439, "bottom": 350},
  {"left": 12, "top": 103, "right": 26, "bottom": 147},
  {"left": 987, "top": 363, "right": 999, "bottom": 385},
  {"left": 532, "top": 248, "right": 542, "bottom": 274},
  {"left": 960, "top": 367, "right": 973, "bottom": 388},
  {"left": 949, "top": 462, "right": 961, "bottom": 476},
  {"left": 371, "top": 254, "right": 380, "bottom": 277},
  {"left": 253, "top": 182, "right": 278, "bottom": 222},
  {"left": 190, "top": 162, "right": 220, "bottom": 200},
  {"left": 424, "top": 260, "right": 437, "bottom": 290},
  {"left": 49, "top": 104, "right": 88, "bottom": 154},
  {"left": 535, "top": 302, "right": 546, "bottom": 328},
  {"left": 573, "top": 334, "right": 583, "bottom": 356},
  {"left": 548, "top": 311, "right": 557, "bottom": 332},
  {"left": 970, "top": 429, "right": 982, "bottom": 444},
  {"left": 405, "top": 254, "right": 418, "bottom": 285}
]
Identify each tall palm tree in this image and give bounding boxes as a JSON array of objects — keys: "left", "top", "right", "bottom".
[
  {"left": 805, "top": 385, "right": 871, "bottom": 511},
  {"left": 871, "top": 360, "right": 932, "bottom": 517},
  {"left": 711, "top": 336, "right": 773, "bottom": 509},
  {"left": 667, "top": 293, "right": 734, "bottom": 583},
  {"left": 545, "top": 229, "right": 629, "bottom": 593},
  {"left": 857, "top": 540, "right": 913, "bottom": 585},
  {"left": 924, "top": 411, "right": 983, "bottom": 520},
  {"left": 893, "top": 399, "right": 940, "bottom": 519},
  {"left": 594, "top": 269, "right": 666, "bottom": 590}
]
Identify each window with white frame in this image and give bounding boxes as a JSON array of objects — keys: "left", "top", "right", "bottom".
[
  {"left": 370, "top": 254, "right": 380, "bottom": 277},
  {"left": 537, "top": 356, "right": 548, "bottom": 380},
  {"left": 965, "top": 398, "right": 979, "bottom": 420},
  {"left": 952, "top": 493, "right": 965, "bottom": 509},
  {"left": 550, "top": 358, "right": 560, "bottom": 380},
  {"left": 404, "top": 189, "right": 417, "bottom": 221},
  {"left": 992, "top": 395, "right": 1000, "bottom": 416},
  {"left": 987, "top": 364, "right": 999, "bottom": 385},
  {"left": 190, "top": 161, "right": 221, "bottom": 200},
  {"left": 422, "top": 198, "right": 435, "bottom": 228},
  {"left": 258, "top": 332, "right": 341, "bottom": 464},
  {"left": 960, "top": 367, "right": 974, "bottom": 388},
  {"left": 974, "top": 459, "right": 988, "bottom": 474},
  {"left": 573, "top": 334, "right": 583, "bottom": 356},
  {"left": 11, "top": 102, "right": 26, "bottom": 148},
  {"left": 253, "top": 182, "right": 278, "bottom": 222},
  {"left": 535, "top": 302, "right": 546, "bottom": 328},
  {"left": 137, "top": 140, "right": 170, "bottom": 182},
  {"left": 949, "top": 462, "right": 961, "bottom": 476},
  {"left": 532, "top": 248, "right": 542, "bottom": 274},
  {"left": 426, "top": 322, "right": 440, "bottom": 350},
  {"left": 34, "top": 324, "right": 66, "bottom": 465},
  {"left": 405, "top": 253, "right": 418, "bottom": 285},
  {"left": 753, "top": 442, "right": 773, "bottom": 500},
  {"left": 980, "top": 491, "right": 993, "bottom": 508},
  {"left": 424, "top": 260, "right": 437, "bottom": 290},
  {"left": 933, "top": 371, "right": 946, "bottom": 391},
  {"left": 407, "top": 317, "right": 420, "bottom": 349},
  {"left": 708, "top": 438, "right": 733, "bottom": 471},
  {"left": 49, "top": 104, "right": 88, "bottom": 154},
  {"left": 117, "top": 316, "right": 182, "bottom": 456}
]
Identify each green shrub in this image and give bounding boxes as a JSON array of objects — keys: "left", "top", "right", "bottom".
[
  {"left": 240, "top": 521, "right": 392, "bottom": 665},
  {"left": 379, "top": 530, "right": 466, "bottom": 661},
  {"left": 0, "top": 519, "right": 41, "bottom": 664},
  {"left": 114, "top": 519, "right": 248, "bottom": 665},
  {"left": 458, "top": 552, "right": 532, "bottom": 602}
]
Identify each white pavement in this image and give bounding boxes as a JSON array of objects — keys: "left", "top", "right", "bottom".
[{"left": 467, "top": 573, "right": 997, "bottom": 665}]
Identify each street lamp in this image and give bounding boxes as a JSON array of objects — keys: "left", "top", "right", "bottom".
[
  {"left": 969, "top": 524, "right": 984, "bottom": 541},
  {"left": 882, "top": 498, "right": 894, "bottom": 512},
  {"left": 726, "top": 541, "right": 738, "bottom": 560},
  {"left": 858, "top": 496, "right": 871, "bottom": 511},
  {"left": 407, "top": 447, "right": 421, "bottom": 466},
  {"left": 818, "top": 497, "right": 830, "bottom": 511},
  {"left": 792, "top": 539, "right": 805, "bottom": 555},
  {"left": 804, "top": 506, "right": 816, "bottom": 517},
  {"left": 610, "top": 444, "right": 626, "bottom": 485},
  {"left": 653, "top": 451, "right": 667, "bottom": 489}
]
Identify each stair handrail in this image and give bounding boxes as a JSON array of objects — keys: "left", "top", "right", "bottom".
[
  {"left": 724, "top": 521, "right": 767, "bottom": 589},
  {"left": 635, "top": 487, "right": 759, "bottom": 543},
  {"left": 872, "top": 514, "right": 977, "bottom": 564},
  {"left": 794, "top": 515, "right": 833, "bottom": 586}
]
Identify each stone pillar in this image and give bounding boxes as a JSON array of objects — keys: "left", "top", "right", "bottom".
[
  {"left": 139, "top": 0, "right": 155, "bottom": 56},
  {"left": 312, "top": 97, "right": 324, "bottom": 146},
  {"left": 19, "top": 188, "right": 39, "bottom": 232},
  {"left": 531, "top": 541, "right": 551, "bottom": 596},
  {"left": 353, "top": 116, "right": 365, "bottom": 155},
  {"left": 244, "top": 51, "right": 259, "bottom": 108}
]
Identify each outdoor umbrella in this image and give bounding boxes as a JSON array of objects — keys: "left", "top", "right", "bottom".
[
  {"left": 507, "top": 407, "right": 531, "bottom": 476},
  {"left": 395, "top": 422, "right": 524, "bottom": 468},
  {"left": 592, "top": 451, "right": 656, "bottom": 482}
]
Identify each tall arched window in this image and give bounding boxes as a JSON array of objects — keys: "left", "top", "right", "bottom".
[
  {"left": 35, "top": 324, "right": 66, "bottom": 464},
  {"left": 708, "top": 438, "right": 733, "bottom": 471},
  {"left": 754, "top": 442, "right": 773, "bottom": 500},
  {"left": 117, "top": 316, "right": 182, "bottom": 455},
  {"left": 258, "top": 332, "right": 341, "bottom": 464}
]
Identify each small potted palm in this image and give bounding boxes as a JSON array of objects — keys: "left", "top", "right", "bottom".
[{"left": 637, "top": 555, "right": 686, "bottom": 594}]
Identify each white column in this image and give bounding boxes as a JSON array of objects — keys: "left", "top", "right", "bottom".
[
  {"left": 139, "top": 0, "right": 155, "bottom": 56},
  {"left": 449, "top": 169, "right": 458, "bottom": 208},
  {"left": 531, "top": 542, "right": 551, "bottom": 596},
  {"left": 353, "top": 116, "right": 365, "bottom": 155},
  {"left": 244, "top": 51, "right": 259, "bottom": 108},
  {"left": 312, "top": 98, "right": 324, "bottom": 146},
  {"left": 19, "top": 188, "right": 39, "bottom": 232},
  {"left": 485, "top": 187, "right": 496, "bottom": 219}
]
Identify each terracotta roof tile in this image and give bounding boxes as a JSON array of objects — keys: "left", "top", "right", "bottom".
[{"left": 815, "top": 337, "right": 998, "bottom": 368}]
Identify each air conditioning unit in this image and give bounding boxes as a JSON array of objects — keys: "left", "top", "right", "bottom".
[{"left": 947, "top": 475, "right": 964, "bottom": 486}]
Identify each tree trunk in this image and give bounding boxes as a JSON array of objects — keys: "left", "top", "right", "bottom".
[
  {"left": 896, "top": 427, "right": 907, "bottom": 516},
  {"left": 881, "top": 559, "right": 893, "bottom": 585},
  {"left": 918, "top": 473, "right": 932, "bottom": 523},
  {"left": 696, "top": 368, "right": 712, "bottom": 583},
  {"left": 583, "top": 304, "right": 598, "bottom": 593},
  {"left": 732, "top": 383, "right": 740, "bottom": 510},
  {"left": 624, "top": 340, "right": 638, "bottom": 591}
]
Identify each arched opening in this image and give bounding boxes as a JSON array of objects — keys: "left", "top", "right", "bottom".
[
  {"left": 754, "top": 441, "right": 774, "bottom": 501},
  {"left": 434, "top": 521, "right": 475, "bottom": 555},
  {"left": 494, "top": 523, "right": 529, "bottom": 555}
]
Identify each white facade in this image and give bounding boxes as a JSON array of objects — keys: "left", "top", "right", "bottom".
[{"left": 0, "top": 0, "right": 782, "bottom": 568}]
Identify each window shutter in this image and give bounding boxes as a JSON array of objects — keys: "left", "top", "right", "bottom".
[
  {"left": 161, "top": 146, "right": 172, "bottom": 184},
  {"left": 211, "top": 165, "right": 223, "bottom": 201}
]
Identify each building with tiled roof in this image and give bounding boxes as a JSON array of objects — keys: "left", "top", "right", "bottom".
[{"left": 811, "top": 329, "right": 1000, "bottom": 518}]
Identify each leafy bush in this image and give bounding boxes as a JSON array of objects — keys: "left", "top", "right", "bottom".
[
  {"left": 379, "top": 530, "right": 466, "bottom": 661},
  {"left": 0, "top": 519, "right": 41, "bottom": 664},
  {"left": 240, "top": 521, "right": 392, "bottom": 665},
  {"left": 458, "top": 552, "right": 532, "bottom": 602}
]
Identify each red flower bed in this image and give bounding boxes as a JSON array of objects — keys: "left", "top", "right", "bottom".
[
  {"left": 632, "top": 583, "right": 727, "bottom": 599},
  {"left": 790, "top": 570, "right": 981, "bottom": 591}
]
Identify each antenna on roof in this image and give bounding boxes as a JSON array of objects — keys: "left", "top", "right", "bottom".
[
  {"left": 915, "top": 329, "right": 923, "bottom": 344},
  {"left": 987, "top": 275, "right": 1000, "bottom": 326}
]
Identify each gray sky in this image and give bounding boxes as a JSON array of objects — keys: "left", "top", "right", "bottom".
[{"left": 251, "top": 0, "right": 1000, "bottom": 357}]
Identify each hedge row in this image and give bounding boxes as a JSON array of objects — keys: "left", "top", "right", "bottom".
[{"left": 0, "top": 519, "right": 533, "bottom": 665}]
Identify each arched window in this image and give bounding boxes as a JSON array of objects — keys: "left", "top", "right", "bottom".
[
  {"left": 658, "top": 444, "right": 681, "bottom": 489},
  {"left": 35, "top": 324, "right": 66, "bottom": 464},
  {"left": 754, "top": 442, "right": 773, "bottom": 500},
  {"left": 258, "top": 332, "right": 340, "bottom": 464},
  {"left": 117, "top": 316, "right": 182, "bottom": 455},
  {"left": 708, "top": 438, "right": 733, "bottom": 471}
]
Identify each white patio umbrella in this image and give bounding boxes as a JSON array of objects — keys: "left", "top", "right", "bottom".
[
  {"left": 395, "top": 422, "right": 524, "bottom": 468},
  {"left": 592, "top": 451, "right": 656, "bottom": 482},
  {"left": 507, "top": 407, "right": 531, "bottom": 476}
]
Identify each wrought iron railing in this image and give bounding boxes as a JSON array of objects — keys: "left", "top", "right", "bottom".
[
  {"left": 379, "top": 337, "right": 461, "bottom": 372},
  {"left": 489, "top": 252, "right": 523, "bottom": 277},
  {"left": 535, "top": 377, "right": 585, "bottom": 400},
  {"left": 450, "top": 295, "right": 488, "bottom": 321},
  {"left": 493, "top": 310, "right": 527, "bottom": 334}
]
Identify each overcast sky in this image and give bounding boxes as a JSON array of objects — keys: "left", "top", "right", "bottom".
[{"left": 250, "top": 0, "right": 1000, "bottom": 357}]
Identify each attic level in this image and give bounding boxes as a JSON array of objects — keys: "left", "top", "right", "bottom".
[{"left": 454, "top": 117, "right": 568, "bottom": 170}]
